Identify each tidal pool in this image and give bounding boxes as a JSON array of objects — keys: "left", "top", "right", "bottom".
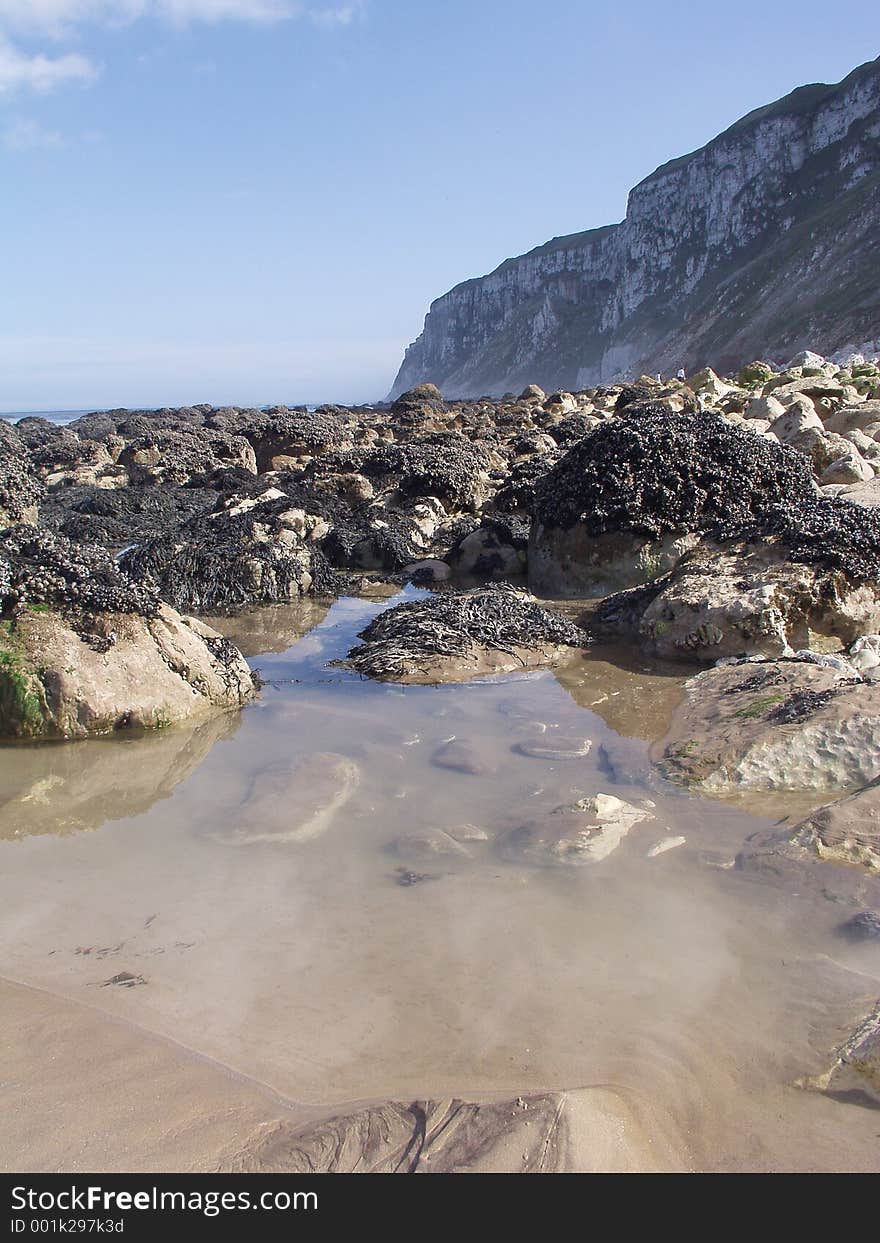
[{"left": 1, "top": 589, "right": 879, "bottom": 1172}]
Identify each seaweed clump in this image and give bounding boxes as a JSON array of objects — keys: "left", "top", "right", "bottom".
[{"left": 345, "top": 583, "right": 587, "bottom": 680}]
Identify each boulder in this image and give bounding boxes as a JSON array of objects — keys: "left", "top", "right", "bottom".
[
  {"left": 657, "top": 658, "right": 880, "bottom": 795},
  {"left": 529, "top": 408, "right": 818, "bottom": 596},
  {"left": 120, "top": 492, "right": 339, "bottom": 612},
  {"left": 0, "top": 604, "right": 255, "bottom": 740},
  {"left": 593, "top": 540, "right": 880, "bottom": 662},
  {"left": 0, "top": 526, "right": 256, "bottom": 739},
  {"left": 819, "top": 451, "right": 875, "bottom": 486}
]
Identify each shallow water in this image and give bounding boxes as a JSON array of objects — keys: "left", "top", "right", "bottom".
[{"left": 1, "top": 589, "right": 879, "bottom": 1172}]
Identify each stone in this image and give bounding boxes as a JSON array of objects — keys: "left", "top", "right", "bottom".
[
  {"left": 657, "top": 659, "right": 880, "bottom": 795},
  {"left": 819, "top": 452, "right": 875, "bottom": 486},
  {"left": 391, "top": 829, "right": 470, "bottom": 860},
  {"left": 803, "top": 1002, "right": 880, "bottom": 1106},
  {"left": 647, "top": 836, "right": 686, "bottom": 857},
  {"left": 594, "top": 540, "right": 880, "bottom": 662},
  {"left": 513, "top": 735, "right": 592, "bottom": 760},
  {"left": 497, "top": 794, "right": 653, "bottom": 867},
  {"left": 226, "top": 753, "right": 359, "bottom": 845},
  {"left": 789, "top": 776, "right": 880, "bottom": 871},
  {"left": 431, "top": 738, "right": 498, "bottom": 776},
  {"left": 0, "top": 604, "right": 255, "bottom": 740}
]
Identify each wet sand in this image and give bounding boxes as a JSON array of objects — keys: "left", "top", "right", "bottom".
[{"left": 1, "top": 592, "right": 879, "bottom": 1172}]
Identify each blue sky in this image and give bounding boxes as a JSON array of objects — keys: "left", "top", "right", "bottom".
[{"left": 0, "top": 0, "right": 877, "bottom": 411}]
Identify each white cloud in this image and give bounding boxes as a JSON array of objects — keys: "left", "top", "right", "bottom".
[
  {"left": 0, "top": 2, "right": 302, "bottom": 37},
  {"left": 309, "top": 3, "right": 362, "bottom": 27},
  {"left": 2, "top": 115, "right": 65, "bottom": 148},
  {"left": 0, "top": 0, "right": 361, "bottom": 95},
  {"left": 0, "top": 37, "right": 96, "bottom": 93}
]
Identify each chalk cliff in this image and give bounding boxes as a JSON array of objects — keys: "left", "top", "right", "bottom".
[{"left": 391, "top": 57, "right": 880, "bottom": 397}]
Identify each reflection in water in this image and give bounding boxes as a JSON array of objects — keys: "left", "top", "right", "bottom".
[
  {"left": 0, "top": 712, "right": 241, "bottom": 841},
  {"left": 201, "top": 599, "right": 332, "bottom": 658},
  {"left": 0, "top": 588, "right": 879, "bottom": 1173},
  {"left": 553, "top": 643, "right": 687, "bottom": 741}
]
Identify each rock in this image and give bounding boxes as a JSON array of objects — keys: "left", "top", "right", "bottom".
[
  {"left": 529, "top": 408, "right": 818, "bottom": 596},
  {"left": 497, "top": 794, "right": 653, "bottom": 867},
  {"left": 647, "top": 836, "right": 686, "bottom": 857},
  {"left": 769, "top": 399, "right": 825, "bottom": 443},
  {"left": 849, "top": 635, "right": 880, "bottom": 675},
  {"left": 402, "top": 558, "right": 452, "bottom": 584},
  {"left": 823, "top": 399, "right": 880, "bottom": 436},
  {"left": 230, "top": 1089, "right": 668, "bottom": 1173},
  {"left": 431, "top": 738, "right": 498, "bottom": 775},
  {"left": 686, "top": 367, "right": 730, "bottom": 399},
  {"left": 594, "top": 540, "right": 880, "bottom": 662},
  {"left": 519, "top": 384, "right": 546, "bottom": 402},
  {"left": 819, "top": 451, "right": 875, "bottom": 485},
  {"left": 789, "top": 775, "right": 880, "bottom": 871},
  {"left": 657, "top": 659, "right": 880, "bottom": 794},
  {"left": 745, "top": 394, "right": 786, "bottom": 422},
  {"left": 803, "top": 1002, "right": 880, "bottom": 1106},
  {"left": 826, "top": 477, "right": 880, "bottom": 508},
  {"left": 0, "top": 603, "right": 255, "bottom": 740},
  {"left": 513, "top": 735, "right": 592, "bottom": 760},
  {"left": 787, "top": 350, "right": 827, "bottom": 371},
  {"left": 737, "top": 362, "right": 775, "bottom": 388},
  {"left": 447, "top": 516, "right": 528, "bottom": 579},
  {"left": 226, "top": 753, "right": 359, "bottom": 845},
  {"left": 837, "top": 911, "right": 880, "bottom": 941},
  {"left": 391, "top": 829, "right": 470, "bottom": 861},
  {"left": 121, "top": 491, "right": 338, "bottom": 612},
  {"left": 344, "top": 584, "right": 587, "bottom": 683}
]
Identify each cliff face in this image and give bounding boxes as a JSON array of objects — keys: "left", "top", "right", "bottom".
[{"left": 391, "top": 58, "right": 880, "bottom": 398}]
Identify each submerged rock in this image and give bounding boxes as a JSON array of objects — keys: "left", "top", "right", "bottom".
[
  {"left": 498, "top": 794, "right": 653, "bottom": 866},
  {"left": 230, "top": 1088, "right": 667, "bottom": 1173},
  {"left": 344, "top": 584, "right": 587, "bottom": 683},
  {"left": 224, "top": 752, "right": 359, "bottom": 845},
  {"left": 789, "top": 775, "right": 880, "bottom": 872},
  {"left": 802, "top": 1002, "right": 880, "bottom": 1107}
]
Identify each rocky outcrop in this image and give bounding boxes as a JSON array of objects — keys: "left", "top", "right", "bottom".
[
  {"left": 0, "top": 528, "right": 256, "bottom": 739},
  {"left": 528, "top": 407, "right": 820, "bottom": 596},
  {"left": 497, "top": 794, "right": 653, "bottom": 867},
  {"left": 392, "top": 58, "right": 880, "bottom": 397},
  {"left": 592, "top": 540, "right": 880, "bottom": 662}
]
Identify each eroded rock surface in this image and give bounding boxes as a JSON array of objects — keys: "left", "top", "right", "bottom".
[{"left": 658, "top": 658, "right": 880, "bottom": 794}]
